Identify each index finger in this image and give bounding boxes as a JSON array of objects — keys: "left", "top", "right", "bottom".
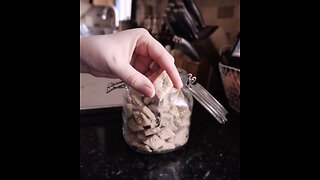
[{"left": 136, "top": 33, "right": 183, "bottom": 89}]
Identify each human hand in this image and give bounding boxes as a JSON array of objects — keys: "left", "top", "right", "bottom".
[{"left": 80, "top": 28, "right": 183, "bottom": 97}]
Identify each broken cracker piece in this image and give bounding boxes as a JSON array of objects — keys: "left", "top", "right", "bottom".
[
  {"left": 160, "top": 118, "right": 178, "bottom": 131},
  {"left": 124, "top": 103, "right": 135, "bottom": 117},
  {"left": 174, "top": 117, "right": 191, "bottom": 128},
  {"left": 144, "top": 127, "right": 161, "bottom": 136},
  {"left": 127, "top": 117, "right": 144, "bottom": 132},
  {"left": 143, "top": 135, "right": 165, "bottom": 150},
  {"left": 157, "top": 127, "right": 175, "bottom": 140},
  {"left": 160, "top": 112, "right": 174, "bottom": 120},
  {"left": 168, "top": 128, "right": 189, "bottom": 146},
  {"left": 143, "top": 96, "right": 158, "bottom": 105},
  {"left": 131, "top": 142, "right": 152, "bottom": 152},
  {"left": 134, "top": 112, "right": 152, "bottom": 127},
  {"left": 168, "top": 105, "right": 180, "bottom": 118},
  {"left": 136, "top": 132, "right": 148, "bottom": 142},
  {"left": 153, "top": 71, "right": 173, "bottom": 101},
  {"left": 130, "top": 93, "right": 144, "bottom": 106},
  {"left": 157, "top": 142, "right": 176, "bottom": 151},
  {"left": 141, "top": 106, "right": 156, "bottom": 121}
]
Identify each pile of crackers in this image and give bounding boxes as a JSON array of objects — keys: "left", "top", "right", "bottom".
[{"left": 123, "top": 71, "right": 192, "bottom": 153}]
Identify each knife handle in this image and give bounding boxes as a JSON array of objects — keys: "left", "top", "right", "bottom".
[
  {"left": 176, "top": 2, "right": 199, "bottom": 33},
  {"left": 173, "top": 36, "right": 200, "bottom": 61},
  {"left": 182, "top": 0, "right": 206, "bottom": 29},
  {"left": 178, "top": 9, "right": 199, "bottom": 38},
  {"left": 171, "top": 9, "right": 196, "bottom": 41},
  {"left": 163, "top": 14, "right": 177, "bottom": 35}
]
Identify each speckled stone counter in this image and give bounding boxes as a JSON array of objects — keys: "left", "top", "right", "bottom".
[{"left": 80, "top": 102, "right": 240, "bottom": 180}]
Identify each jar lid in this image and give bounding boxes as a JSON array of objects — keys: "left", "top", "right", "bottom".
[{"left": 184, "top": 72, "right": 228, "bottom": 124}]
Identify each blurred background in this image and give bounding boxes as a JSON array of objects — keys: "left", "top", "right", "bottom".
[{"left": 80, "top": 0, "right": 240, "bottom": 113}]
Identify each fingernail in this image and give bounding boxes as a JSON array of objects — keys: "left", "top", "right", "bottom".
[{"left": 176, "top": 80, "right": 183, "bottom": 89}]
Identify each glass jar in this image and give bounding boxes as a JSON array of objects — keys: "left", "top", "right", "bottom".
[
  {"left": 122, "top": 69, "right": 194, "bottom": 154},
  {"left": 106, "top": 68, "right": 228, "bottom": 154}
]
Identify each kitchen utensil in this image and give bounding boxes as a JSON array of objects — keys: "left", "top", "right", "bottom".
[
  {"left": 176, "top": 2, "right": 199, "bottom": 38},
  {"left": 180, "top": 0, "right": 217, "bottom": 40},
  {"left": 165, "top": 9, "right": 194, "bottom": 40},
  {"left": 171, "top": 9, "right": 197, "bottom": 41},
  {"left": 182, "top": 0, "right": 206, "bottom": 29},
  {"left": 173, "top": 36, "right": 200, "bottom": 61}
]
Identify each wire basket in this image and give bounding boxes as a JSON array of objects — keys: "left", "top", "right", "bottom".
[{"left": 219, "top": 62, "right": 240, "bottom": 113}]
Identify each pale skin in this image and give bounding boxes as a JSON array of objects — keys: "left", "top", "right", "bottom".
[{"left": 80, "top": 28, "right": 183, "bottom": 97}]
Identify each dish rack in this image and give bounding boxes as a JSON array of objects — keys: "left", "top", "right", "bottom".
[{"left": 219, "top": 62, "right": 240, "bottom": 113}]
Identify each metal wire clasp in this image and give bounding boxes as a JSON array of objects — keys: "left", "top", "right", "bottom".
[
  {"left": 106, "top": 81, "right": 125, "bottom": 94},
  {"left": 186, "top": 73, "right": 197, "bottom": 86},
  {"left": 184, "top": 73, "right": 228, "bottom": 124}
]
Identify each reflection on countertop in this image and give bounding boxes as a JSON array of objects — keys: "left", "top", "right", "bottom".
[{"left": 80, "top": 101, "right": 240, "bottom": 179}]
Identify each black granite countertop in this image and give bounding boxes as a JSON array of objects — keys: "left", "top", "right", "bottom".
[{"left": 80, "top": 102, "right": 240, "bottom": 180}]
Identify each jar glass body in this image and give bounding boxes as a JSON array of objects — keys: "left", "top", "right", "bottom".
[{"left": 122, "top": 71, "right": 193, "bottom": 154}]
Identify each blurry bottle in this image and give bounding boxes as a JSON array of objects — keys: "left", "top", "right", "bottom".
[
  {"left": 143, "top": 5, "right": 153, "bottom": 33},
  {"left": 151, "top": 16, "right": 159, "bottom": 40},
  {"left": 98, "top": 5, "right": 119, "bottom": 34},
  {"left": 84, "top": 5, "right": 119, "bottom": 35}
]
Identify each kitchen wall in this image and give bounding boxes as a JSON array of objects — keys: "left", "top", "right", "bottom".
[{"left": 198, "top": 0, "right": 240, "bottom": 43}]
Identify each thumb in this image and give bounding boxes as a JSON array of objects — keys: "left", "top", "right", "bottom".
[{"left": 117, "top": 65, "right": 155, "bottom": 97}]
